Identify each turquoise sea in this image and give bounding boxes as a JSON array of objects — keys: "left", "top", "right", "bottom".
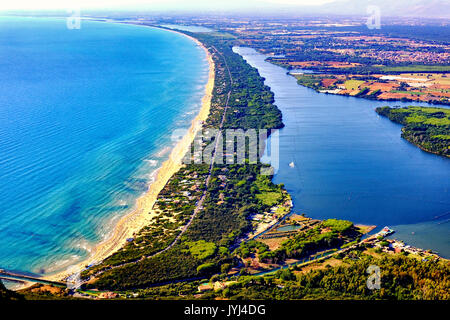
[{"left": 0, "top": 17, "right": 209, "bottom": 277}]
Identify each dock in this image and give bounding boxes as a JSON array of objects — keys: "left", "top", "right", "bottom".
[{"left": 0, "top": 270, "right": 66, "bottom": 288}]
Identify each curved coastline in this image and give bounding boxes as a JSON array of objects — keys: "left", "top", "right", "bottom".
[{"left": 42, "top": 26, "right": 215, "bottom": 283}]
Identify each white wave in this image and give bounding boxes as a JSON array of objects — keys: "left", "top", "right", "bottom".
[
  {"left": 144, "top": 159, "right": 158, "bottom": 167},
  {"left": 117, "top": 199, "right": 128, "bottom": 207},
  {"left": 156, "top": 146, "right": 171, "bottom": 157}
]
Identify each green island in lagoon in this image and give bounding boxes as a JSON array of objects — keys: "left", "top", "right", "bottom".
[{"left": 376, "top": 106, "right": 450, "bottom": 157}]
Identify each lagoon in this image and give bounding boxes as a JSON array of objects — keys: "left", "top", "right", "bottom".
[{"left": 234, "top": 46, "right": 450, "bottom": 258}]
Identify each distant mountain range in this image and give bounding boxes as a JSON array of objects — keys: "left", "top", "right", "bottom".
[
  {"left": 2, "top": 0, "right": 449, "bottom": 20},
  {"left": 311, "top": 0, "right": 450, "bottom": 19}
]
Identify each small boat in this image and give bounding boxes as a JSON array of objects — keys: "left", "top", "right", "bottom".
[{"left": 289, "top": 161, "right": 295, "bottom": 168}]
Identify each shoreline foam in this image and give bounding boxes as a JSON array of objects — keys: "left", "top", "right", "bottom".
[{"left": 41, "top": 27, "right": 215, "bottom": 284}]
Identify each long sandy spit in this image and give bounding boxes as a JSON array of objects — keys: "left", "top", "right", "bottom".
[{"left": 43, "top": 28, "right": 215, "bottom": 283}]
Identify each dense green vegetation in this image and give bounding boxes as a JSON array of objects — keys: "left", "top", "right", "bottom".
[
  {"left": 88, "top": 247, "right": 221, "bottom": 290},
  {"left": 294, "top": 74, "right": 326, "bottom": 91},
  {"left": 121, "top": 249, "right": 449, "bottom": 300},
  {"left": 376, "top": 106, "right": 450, "bottom": 157},
  {"left": 194, "top": 32, "right": 283, "bottom": 130},
  {"left": 208, "top": 252, "right": 450, "bottom": 300},
  {"left": 183, "top": 164, "right": 281, "bottom": 244},
  {"left": 83, "top": 32, "right": 449, "bottom": 295},
  {"left": 235, "top": 240, "right": 270, "bottom": 259},
  {"left": 254, "top": 175, "right": 284, "bottom": 206},
  {"left": 87, "top": 162, "right": 286, "bottom": 290},
  {"left": 321, "top": 219, "right": 353, "bottom": 233},
  {"left": 14, "top": 249, "right": 450, "bottom": 300},
  {"left": 186, "top": 240, "right": 217, "bottom": 260}
]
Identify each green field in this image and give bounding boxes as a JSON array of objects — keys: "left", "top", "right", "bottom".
[
  {"left": 432, "top": 134, "right": 450, "bottom": 140},
  {"left": 186, "top": 240, "right": 217, "bottom": 260},
  {"left": 256, "top": 191, "right": 283, "bottom": 206},
  {"left": 254, "top": 175, "right": 284, "bottom": 206},
  {"left": 294, "top": 74, "right": 322, "bottom": 90},
  {"left": 403, "top": 107, "right": 450, "bottom": 125},
  {"left": 391, "top": 90, "right": 426, "bottom": 96},
  {"left": 322, "top": 219, "right": 353, "bottom": 233},
  {"left": 344, "top": 80, "right": 365, "bottom": 90},
  {"left": 207, "top": 32, "right": 236, "bottom": 39}
]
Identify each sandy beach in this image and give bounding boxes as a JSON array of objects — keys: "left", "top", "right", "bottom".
[{"left": 43, "top": 27, "right": 215, "bottom": 283}]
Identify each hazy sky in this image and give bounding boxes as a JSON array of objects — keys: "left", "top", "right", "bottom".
[
  {"left": 2, "top": 0, "right": 447, "bottom": 19},
  {"left": 0, "top": 0, "right": 344, "bottom": 11}
]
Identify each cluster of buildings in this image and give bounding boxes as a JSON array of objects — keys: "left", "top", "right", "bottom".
[
  {"left": 360, "top": 50, "right": 449, "bottom": 64},
  {"left": 154, "top": 171, "right": 204, "bottom": 209},
  {"left": 364, "top": 226, "right": 439, "bottom": 260},
  {"left": 247, "top": 196, "right": 293, "bottom": 239},
  {"left": 375, "top": 239, "right": 438, "bottom": 260}
]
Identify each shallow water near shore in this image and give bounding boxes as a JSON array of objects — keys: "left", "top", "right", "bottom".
[
  {"left": 0, "top": 17, "right": 209, "bottom": 279},
  {"left": 234, "top": 46, "right": 450, "bottom": 258}
]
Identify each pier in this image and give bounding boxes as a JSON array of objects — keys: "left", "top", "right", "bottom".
[{"left": 0, "top": 269, "right": 66, "bottom": 288}]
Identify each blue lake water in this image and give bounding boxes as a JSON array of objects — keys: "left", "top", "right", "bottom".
[
  {"left": 0, "top": 17, "right": 209, "bottom": 277},
  {"left": 235, "top": 47, "right": 450, "bottom": 258}
]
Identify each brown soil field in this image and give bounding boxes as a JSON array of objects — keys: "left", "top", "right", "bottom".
[
  {"left": 378, "top": 92, "right": 411, "bottom": 99},
  {"left": 321, "top": 78, "right": 337, "bottom": 87},
  {"left": 259, "top": 237, "right": 288, "bottom": 251},
  {"left": 294, "top": 258, "right": 346, "bottom": 275},
  {"left": 366, "top": 82, "right": 399, "bottom": 91}
]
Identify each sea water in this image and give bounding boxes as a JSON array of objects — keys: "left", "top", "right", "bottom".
[{"left": 0, "top": 17, "right": 209, "bottom": 277}]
